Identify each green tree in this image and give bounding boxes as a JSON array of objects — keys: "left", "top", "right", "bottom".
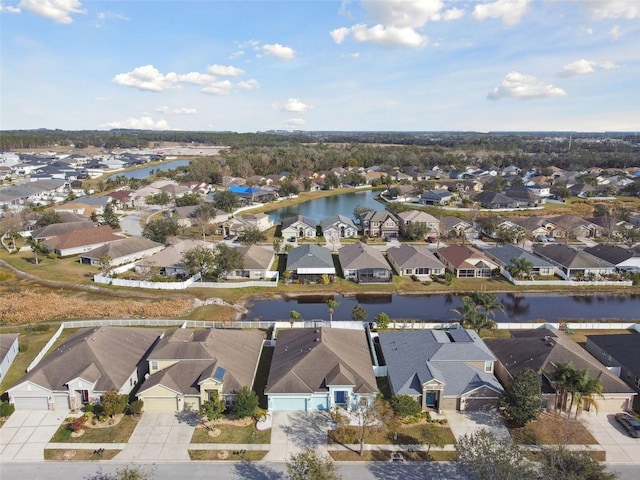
[
  {"left": 468, "top": 291, "right": 505, "bottom": 319},
  {"left": 351, "top": 304, "right": 368, "bottom": 322},
  {"left": 35, "top": 210, "right": 62, "bottom": 227},
  {"left": 289, "top": 309, "right": 302, "bottom": 327},
  {"left": 500, "top": 368, "right": 543, "bottom": 427},
  {"left": 101, "top": 202, "right": 120, "bottom": 229},
  {"left": 199, "top": 391, "right": 225, "bottom": 424},
  {"left": 193, "top": 203, "right": 217, "bottom": 241},
  {"left": 174, "top": 192, "right": 201, "bottom": 206},
  {"left": 28, "top": 239, "right": 48, "bottom": 265},
  {"left": 551, "top": 361, "right": 576, "bottom": 415},
  {"left": 373, "top": 312, "right": 390, "bottom": 330},
  {"left": 455, "top": 429, "right": 536, "bottom": 480},
  {"left": 142, "top": 216, "right": 178, "bottom": 243},
  {"left": 390, "top": 395, "right": 422, "bottom": 418},
  {"left": 286, "top": 447, "right": 342, "bottom": 480},
  {"left": 279, "top": 178, "right": 300, "bottom": 196},
  {"left": 621, "top": 227, "right": 640, "bottom": 247},
  {"left": 183, "top": 245, "right": 216, "bottom": 280},
  {"left": 234, "top": 386, "right": 259, "bottom": 419},
  {"left": 242, "top": 226, "right": 266, "bottom": 244},
  {"left": 147, "top": 191, "right": 171, "bottom": 206},
  {"left": 101, "top": 390, "right": 128, "bottom": 418},
  {"left": 420, "top": 423, "right": 448, "bottom": 457},
  {"left": 568, "top": 369, "right": 604, "bottom": 419},
  {"left": 507, "top": 257, "right": 534, "bottom": 280},
  {"left": 213, "top": 190, "right": 241, "bottom": 213},
  {"left": 325, "top": 172, "right": 341, "bottom": 189},
  {"left": 495, "top": 225, "right": 525, "bottom": 245},
  {"left": 404, "top": 222, "right": 428, "bottom": 240},
  {"left": 213, "top": 243, "right": 244, "bottom": 279},
  {"left": 538, "top": 446, "right": 617, "bottom": 480},
  {"left": 327, "top": 298, "right": 340, "bottom": 323},
  {"left": 98, "top": 254, "right": 113, "bottom": 274}
]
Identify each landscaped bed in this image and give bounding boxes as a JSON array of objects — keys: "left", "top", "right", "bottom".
[
  {"left": 189, "top": 449, "right": 268, "bottom": 461},
  {"left": 509, "top": 412, "right": 598, "bottom": 445},
  {"left": 44, "top": 448, "right": 120, "bottom": 461},
  {"left": 50, "top": 414, "right": 139, "bottom": 444}
]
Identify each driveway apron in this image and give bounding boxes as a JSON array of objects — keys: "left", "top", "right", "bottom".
[
  {"left": 581, "top": 411, "right": 640, "bottom": 463},
  {"left": 445, "top": 410, "right": 510, "bottom": 441},
  {"left": 115, "top": 412, "right": 196, "bottom": 462},
  {"left": 0, "top": 409, "right": 70, "bottom": 462},
  {"left": 263, "top": 411, "right": 330, "bottom": 462}
]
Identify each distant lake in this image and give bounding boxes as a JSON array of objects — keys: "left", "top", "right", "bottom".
[
  {"left": 268, "top": 189, "right": 383, "bottom": 223},
  {"left": 107, "top": 160, "right": 190, "bottom": 180},
  {"left": 242, "top": 293, "right": 640, "bottom": 323}
]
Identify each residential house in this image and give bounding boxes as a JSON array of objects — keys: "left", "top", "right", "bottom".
[
  {"left": 265, "top": 327, "right": 378, "bottom": 412},
  {"left": 545, "top": 215, "right": 602, "bottom": 239},
  {"left": 473, "top": 191, "right": 518, "bottom": 209},
  {"left": 320, "top": 214, "right": 358, "bottom": 240},
  {"left": 31, "top": 220, "right": 95, "bottom": 241},
  {"left": 585, "top": 332, "right": 640, "bottom": 393},
  {"left": 485, "top": 327, "right": 636, "bottom": 413},
  {"left": 397, "top": 210, "right": 439, "bottom": 239},
  {"left": 386, "top": 244, "right": 445, "bottom": 278},
  {"left": 440, "top": 216, "right": 476, "bottom": 239},
  {"left": 510, "top": 216, "right": 555, "bottom": 241},
  {"left": 504, "top": 186, "right": 545, "bottom": 206},
  {"left": 228, "top": 185, "right": 277, "bottom": 203},
  {"left": 42, "top": 225, "right": 124, "bottom": 257},
  {"left": 378, "top": 328, "right": 503, "bottom": 412},
  {"left": 532, "top": 244, "right": 616, "bottom": 279},
  {"left": 0, "top": 179, "right": 68, "bottom": 211},
  {"left": 338, "top": 242, "right": 392, "bottom": 283},
  {"left": 285, "top": 244, "right": 335, "bottom": 282},
  {"left": 227, "top": 245, "right": 275, "bottom": 280},
  {"left": 222, "top": 213, "right": 274, "bottom": 237},
  {"left": 135, "top": 239, "right": 212, "bottom": 278},
  {"left": 137, "top": 328, "right": 265, "bottom": 411},
  {"left": 359, "top": 210, "right": 399, "bottom": 239},
  {"left": 483, "top": 244, "right": 556, "bottom": 278},
  {"left": 8, "top": 327, "right": 162, "bottom": 410},
  {"left": 583, "top": 244, "right": 640, "bottom": 273},
  {"left": 105, "top": 189, "right": 135, "bottom": 209},
  {"left": 436, "top": 245, "right": 499, "bottom": 278},
  {"left": 55, "top": 195, "right": 112, "bottom": 216},
  {"left": 281, "top": 215, "right": 317, "bottom": 240},
  {"left": 419, "top": 190, "right": 453, "bottom": 206},
  {"left": 0, "top": 334, "right": 19, "bottom": 385},
  {"left": 79, "top": 237, "right": 164, "bottom": 267}
]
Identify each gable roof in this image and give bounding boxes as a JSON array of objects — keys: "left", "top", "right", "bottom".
[
  {"left": 440, "top": 216, "right": 471, "bottom": 232},
  {"left": 236, "top": 245, "right": 275, "bottom": 270},
  {"left": 265, "top": 328, "right": 377, "bottom": 395},
  {"left": 320, "top": 214, "right": 357, "bottom": 231},
  {"left": 80, "top": 237, "right": 163, "bottom": 261},
  {"left": 42, "top": 225, "right": 122, "bottom": 251},
  {"left": 282, "top": 215, "right": 316, "bottom": 230},
  {"left": 286, "top": 244, "right": 335, "bottom": 272},
  {"left": 10, "top": 327, "right": 162, "bottom": 393},
  {"left": 379, "top": 329, "right": 501, "bottom": 397},
  {"left": 31, "top": 220, "right": 95, "bottom": 240},
  {"left": 583, "top": 244, "right": 638, "bottom": 265},
  {"left": 397, "top": 210, "right": 439, "bottom": 225},
  {"left": 533, "top": 244, "right": 614, "bottom": 269},
  {"left": 338, "top": 242, "right": 390, "bottom": 270},
  {"left": 386, "top": 244, "right": 445, "bottom": 270},
  {"left": 0, "top": 334, "right": 18, "bottom": 362},
  {"left": 436, "top": 244, "right": 488, "bottom": 268},
  {"left": 485, "top": 327, "right": 634, "bottom": 395},
  {"left": 547, "top": 214, "right": 593, "bottom": 232},
  {"left": 473, "top": 191, "right": 517, "bottom": 206},
  {"left": 483, "top": 244, "right": 555, "bottom": 269},
  {"left": 586, "top": 332, "right": 640, "bottom": 374},
  {"left": 138, "top": 239, "right": 211, "bottom": 269},
  {"left": 144, "top": 328, "right": 265, "bottom": 396}
]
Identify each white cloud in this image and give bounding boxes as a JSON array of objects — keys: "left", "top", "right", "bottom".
[
  {"left": 287, "top": 118, "right": 306, "bottom": 127},
  {"left": 103, "top": 116, "right": 169, "bottom": 130},
  {"left": 557, "top": 59, "right": 619, "bottom": 77},
  {"left": 488, "top": 72, "right": 566, "bottom": 100},
  {"left": 473, "top": 0, "right": 530, "bottom": 26},
  {"left": 112, "top": 65, "right": 177, "bottom": 92},
  {"left": 282, "top": 98, "right": 313, "bottom": 113},
  {"left": 201, "top": 80, "right": 233, "bottom": 95},
  {"left": 578, "top": 0, "right": 640, "bottom": 20},
  {"left": 155, "top": 106, "right": 197, "bottom": 115},
  {"left": 342, "top": 52, "right": 360, "bottom": 58},
  {"left": 207, "top": 64, "right": 244, "bottom": 76},
  {"left": 170, "top": 72, "right": 216, "bottom": 85},
  {"left": 228, "top": 50, "right": 244, "bottom": 60},
  {"left": 19, "top": 0, "right": 85, "bottom": 24},
  {"left": 262, "top": 43, "right": 295, "bottom": 60},
  {"left": 363, "top": 0, "right": 444, "bottom": 28},
  {"left": 330, "top": 27, "right": 351, "bottom": 44},
  {"left": 94, "top": 11, "right": 129, "bottom": 28},
  {"left": 0, "top": 3, "right": 21, "bottom": 14},
  {"left": 237, "top": 79, "right": 259, "bottom": 90},
  {"left": 350, "top": 24, "right": 428, "bottom": 48},
  {"left": 443, "top": 7, "right": 465, "bottom": 21}
]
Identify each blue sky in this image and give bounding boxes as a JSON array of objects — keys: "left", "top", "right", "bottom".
[{"left": 1, "top": 0, "right": 639, "bottom": 132}]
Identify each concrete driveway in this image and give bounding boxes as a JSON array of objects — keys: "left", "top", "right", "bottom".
[
  {"left": 115, "top": 411, "right": 197, "bottom": 462},
  {"left": 0, "top": 409, "right": 69, "bottom": 462},
  {"left": 581, "top": 411, "right": 640, "bottom": 463},
  {"left": 262, "top": 411, "right": 330, "bottom": 462},
  {"left": 445, "top": 410, "right": 510, "bottom": 441}
]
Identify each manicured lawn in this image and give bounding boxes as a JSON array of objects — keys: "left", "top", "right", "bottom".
[
  {"left": 50, "top": 414, "right": 139, "bottom": 443},
  {"left": 329, "top": 422, "right": 455, "bottom": 446},
  {"left": 191, "top": 423, "right": 271, "bottom": 444},
  {"left": 328, "top": 449, "right": 458, "bottom": 462},
  {"left": 189, "top": 449, "right": 268, "bottom": 461},
  {"left": 510, "top": 412, "right": 597, "bottom": 445},
  {"left": 44, "top": 448, "right": 120, "bottom": 461}
]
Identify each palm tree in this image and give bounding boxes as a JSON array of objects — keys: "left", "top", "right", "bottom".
[
  {"left": 507, "top": 257, "right": 534, "bottom": 281},
  {"left": 462, "top": 310, "right": 496, "bottom": 334},
  {"left": 449, "top": 296, "right": 476, "bottom": 326},
  {"left": 469, "top": 291, "right": 505, "bottom": 319},
  {"left": 550, "top": 361, "right": 576, "bottom": 415},
  {"left": 571, "top": 370, "right": 604, "bottom": 419},
  {"left": 289, "top": 310, "right": 302, "bottom": 328},
  {"left": 326, "top": 299, "right": 340, "bottom": 324}
]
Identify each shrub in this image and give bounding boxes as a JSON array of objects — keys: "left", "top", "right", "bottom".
[
  {"left": 235, "top": 386, "right": 259, "bottom": 419},
  {"left": 390, "top": 395, "right": 422, "bottom": 418},
  {"left": 34, "top": 324, "right": 51, "bottom": 331},
  {"left": 71, "top": 416, "right": 86, "bottom": 433},
  {"left": 253, "top": 407, "right": 268, "bottom": 422},
  {"left": 18, "top": 343, "right": 28, "bottom": 353},
  {"left": 0, "top": 401, "right": 15, "bottom": 417},
  {"left": 82, "top": 404, "right": 94, "bottom": 413},
  {"left": 128, "top": 400, "right": 144, "bottom": 415}
]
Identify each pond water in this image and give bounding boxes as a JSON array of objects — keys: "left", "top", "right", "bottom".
[
  {"left": 268, "top": 189, "right": 383, "bottom": 223},
  {"left": 242, "top": 293, "right": 640, "bottom": 323},
  {"left": 107, "top": 159, "right": 190, "bottom": 180}
]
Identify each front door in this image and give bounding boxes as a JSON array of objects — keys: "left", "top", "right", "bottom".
[
  {"left": 334, "top": 391, "right": 346, "bottom": 404},
  {"left": 425, "top": 391, "right": 438, "bottom": 408}
]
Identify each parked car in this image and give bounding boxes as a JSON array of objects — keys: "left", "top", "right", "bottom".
[
  {"left": 615, "top": 412, "right": 640, "bottom": 438},
  {"left": 287, "top": 236, "right": 296, "bottom": 242}
]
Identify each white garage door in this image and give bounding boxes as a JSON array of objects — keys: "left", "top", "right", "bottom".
[
  {"left": 142, "top": 397, "right": 178, "bottom": 411},
  {"left": 13, "top": 396, "right": 49, "bottom": 410},
  {"left": 270, "top": 397, "right": 307, "bottom": 411}
]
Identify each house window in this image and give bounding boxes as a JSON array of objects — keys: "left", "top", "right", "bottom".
[
  {"left": 635, "top": 377, "right": 640, "bottom": 388},
  {"left": 484, "top": 361, "right": 493, "bottom": 373},
  {"left": 150, "top": 360, "right": 158, "bottom": 372},
  {"left": 415, "top": 268, "right": 429, "bottom": 275},
  {"left": 405, "top": 268, "right": 413, "bottom": 275}
]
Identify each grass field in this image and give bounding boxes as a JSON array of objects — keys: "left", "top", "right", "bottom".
[
  {"left": 50, "top": 414, "right": 139, "bottom": 444},
  {"left": 190, "top": 423, "right": 271, "bottom": 444},
  {"left": 189, "top": 449, "right": 268, "bottom": 461}
]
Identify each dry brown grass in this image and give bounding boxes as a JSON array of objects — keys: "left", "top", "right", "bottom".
[
  {"left": 510, "top": 412, "right": 598, "bottom": 445},
  {"left": 44, "top": 449, "right": 120, "bottom": 461}
]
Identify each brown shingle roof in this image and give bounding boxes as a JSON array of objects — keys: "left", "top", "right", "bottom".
[{"left": 42, "top": 225, "right": 122, "bottom": 251}]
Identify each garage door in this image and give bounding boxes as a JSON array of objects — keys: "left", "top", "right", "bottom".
[
  {"left": 184, "top": 397, "right": 200, "bottom": 412},
  {"left": 270, "top": 397, "right": 307, "bottom": 411},
  {"left": 588, "top": 397, "right": 630, "bottom": 413},
  {"left": 142, "top": 397, "right": 178, "bottom": 412},
  {"left": 12, "top": 396, "right": 49, "bottom": 410},
  {"left": 461, "top": 397, "right": 498, "bottom": 411},
  {"left": 53, "top": 394, "right": 69, "bottom": 410}
]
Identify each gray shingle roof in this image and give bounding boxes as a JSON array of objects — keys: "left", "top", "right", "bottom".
[
  {"left": 0, "top": 334, "right": 18, "bottom": 363},
  {"left": 236, "top": 245, "right": 275, "bottom": 270},
  {"left": 583, "top": 244, "right": 637, "bottom": 265},
  {"left": 532, "top": 244, "right": 614, "bottom": 269},
  {"left": 386, "top": 244, "right": 445, "bottom": 270},
  {"left": 80, "top": 237, "right": 163, "bottom": 261},
  {"left": 338, "top": 242, "right": 390, "bottom": 270},
  {"left": 483, "top": 244, "right": 554, "bottom": 268},
  {"left": 282, "top": 215, "right": 316, "bottom": 229},
  {"left": 320, "top": 214, "right": 357, "bottom": 231},
  {"left": 286, "top": 244, "right": 335, "bottom": 271},
  {"left": 586, "top": 332, "right": 640, "bottom": 375}
]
